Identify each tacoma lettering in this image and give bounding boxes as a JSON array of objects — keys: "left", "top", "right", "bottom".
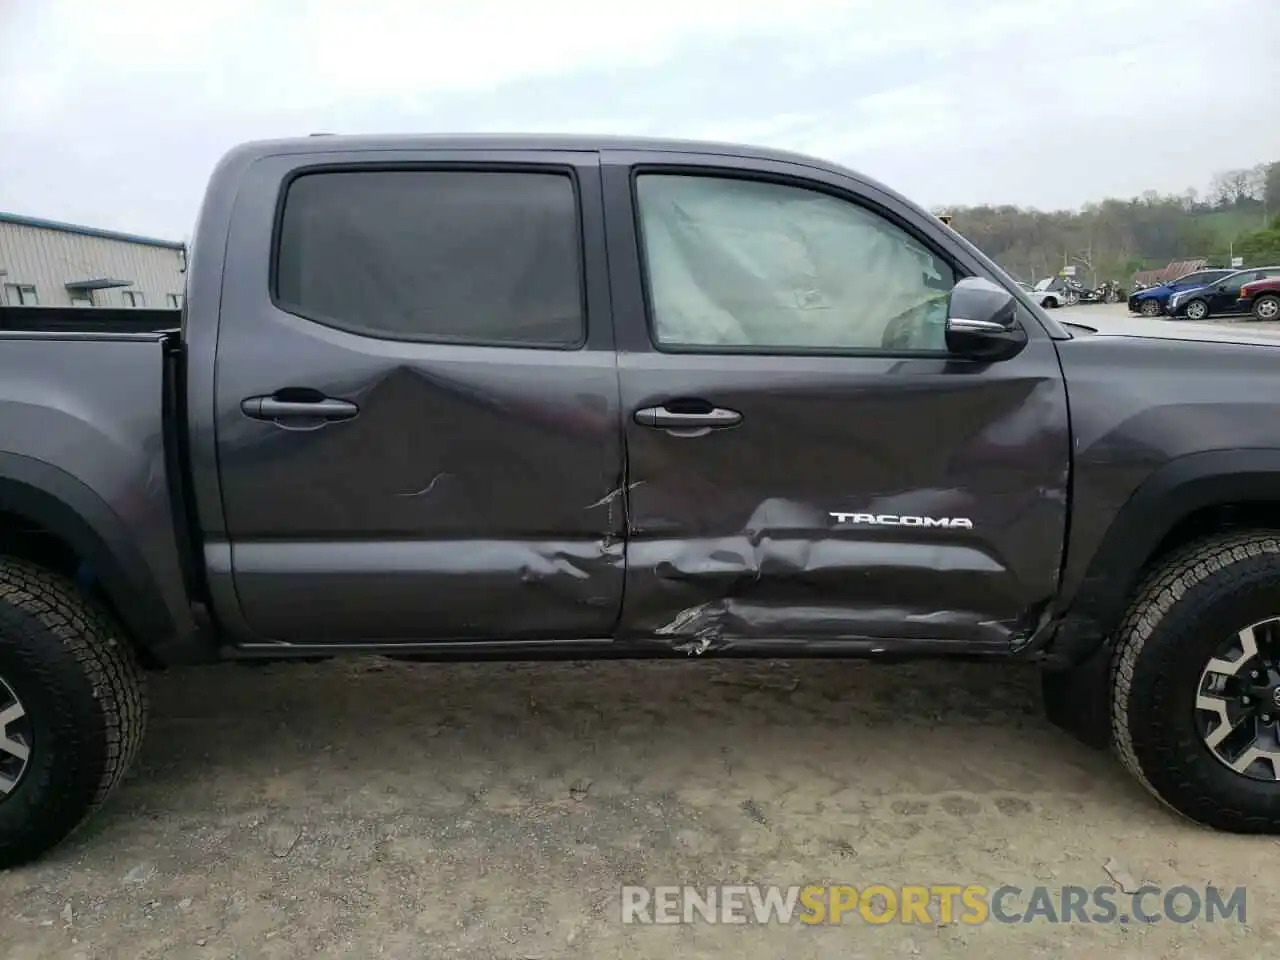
[{"left": 829, "top": 512, "right": 975, "bottom": 530}]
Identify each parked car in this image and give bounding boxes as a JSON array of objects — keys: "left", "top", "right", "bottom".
[
  {"left": 1127, "top": 268, "right": 1236, "bottom": 317},
  {"left": 1239, "top": 276, "right": 1280, "bottom": 322},
  {"left": 1168, "top": 266, "right": 1280, "bottom": 320},
  {"left": 11, "top": 134, "right": 1280, "bottom": 866},
  {"left": 1019, "top": 280, "right": 1063, "bottom": 308}
]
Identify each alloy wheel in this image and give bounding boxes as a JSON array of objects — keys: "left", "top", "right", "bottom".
[
  {"left": 1140, "top": 301, "right": 1160, "bottom": 317},
  {"left": 1185, "top": 301, "right": 1208, "bottom": 320},
  {"left": 1196, "top": 618, "right": 1280, "bottom": 781},
  {"left": 0, "top": 675, "right": 32, "bottom": 799},
  {"left": 1257, "top": 298, "right": 1279, "bottom": 321}
]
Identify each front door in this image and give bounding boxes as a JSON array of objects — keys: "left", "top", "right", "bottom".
[
  {"left": 602, "top": 152, "right": 1071, "bottom": 654},
  {"left": 212, "top": 150, "right": 625, "bottom": 643},
  {"left": 1214, "top": 269, "right": 1280, "bottom": 314}
]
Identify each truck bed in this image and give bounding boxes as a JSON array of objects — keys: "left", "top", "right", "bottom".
[{"left": 0, "top": 305, "right": 181, "bottom": 334}]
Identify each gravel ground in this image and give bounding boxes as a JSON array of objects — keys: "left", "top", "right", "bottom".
[
  {"left": 3, "top": 301, "right": 1278, "bottom": 959},
  {"left": 1, "top": 656, "right": 1276, "bottom": 959}
]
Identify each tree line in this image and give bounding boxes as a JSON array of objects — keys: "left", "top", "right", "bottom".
[{"left": 945, "top": 161, "right": 1280, "bottom": 286}]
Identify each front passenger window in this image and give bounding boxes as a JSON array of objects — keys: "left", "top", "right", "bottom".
[{"left": 635, "top": 174, "right": 956, "bottom": 352}]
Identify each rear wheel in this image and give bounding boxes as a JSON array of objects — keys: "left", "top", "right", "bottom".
[
  {"left": 1183, "top": 299, "right": 1210, "bottom": 321},
  {"left": 1042, "top": 297, "right": 1059, "bottom": 309},
  {"left": 0, "top": 558, "right": 147, "bottom": 868},
  {"left": 1139, "top": 300, "right": 1161, "bottom": 318},
  {"left": 1112, "top": 533, "right": 1280, "bottom": 832},
  {"left": 1253, "top": 294, "right": 1280, "bottom": 322}
]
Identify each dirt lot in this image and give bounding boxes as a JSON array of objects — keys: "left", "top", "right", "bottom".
[
  {"left": 4, "top": 303, "right": 1279, "bottom": 960},
  {"left": 1, "top": 655, "right": 1277, "bottom": 959}
]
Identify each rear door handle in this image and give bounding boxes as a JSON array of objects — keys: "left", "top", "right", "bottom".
[
  {"left": 634, "top": 404, "right": 743, "bottom": 437},
  {"left": 241, "top": 395, "right": 360, "bottom": 422}
]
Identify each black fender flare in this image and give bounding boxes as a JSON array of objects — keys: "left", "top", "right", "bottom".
[
  {"left": 0, "top": 452, "right": 179, "bottom": 660},
  {"left": 1050, "top": 448, "right": 1280, "bottom": 666}
]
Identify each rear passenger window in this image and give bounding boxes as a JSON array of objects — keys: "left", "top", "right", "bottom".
[{"left": 275, "top": 170, "right": 585, "bottom": 346}]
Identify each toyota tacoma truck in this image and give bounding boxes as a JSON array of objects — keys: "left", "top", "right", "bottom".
[{"left": 6, "top": 134, "right": 1280, "bottom": 867}]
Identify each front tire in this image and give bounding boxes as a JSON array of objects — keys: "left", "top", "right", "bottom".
[
  {"left": 1253, "top": 294, "right": 1280, "bottom": 322},
  {"left": 1112, "top": 533, "right": 1280, "bottom": 832},
  {"left": 0, "top": 558, "right": 147, "bottom": 868},
  {"left": 1042, "top": 297, "right": 1059, "bottom": 309},
  {"left": 1183, "top": 299, "right": 1210, "bottom": 321},
  {"left": 1139, "top": 300, "right": 1162, "bottom": 318}
]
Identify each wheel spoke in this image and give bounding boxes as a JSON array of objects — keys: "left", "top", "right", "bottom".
[
  {"left": 1228, "top": 746, "right": 1280, "bottom": 780},
  {"left": 1204, "top": 627, "right": 1258, "bottom": 677},
  {"left": 0, "top": 679, "right": 32, "bottom": 799},
  {"left": 1196, "top": 693, "right": 1237, "bottom": 748},
  {"left": 1198, "top": 618, "right": 1280, "bottom": 782}
]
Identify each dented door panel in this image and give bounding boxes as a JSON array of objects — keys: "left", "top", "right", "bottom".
[
  {"left": 213, "top": 150, "right": 626, "bottom": 642},
  {"left": 601, "top": 152, "right": 1072, "bottom": 653},
  {"left": 615, "top": 350, "right": 1071, "bottom": 651}
]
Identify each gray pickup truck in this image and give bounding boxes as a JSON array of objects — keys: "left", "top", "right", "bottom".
[{"left": 5, "top": 134, "right": 1280, "bottom": 867}]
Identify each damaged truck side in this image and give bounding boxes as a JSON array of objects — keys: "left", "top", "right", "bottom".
[{"left": 6, "top": 134, "right": 1280, "bottom": 866}]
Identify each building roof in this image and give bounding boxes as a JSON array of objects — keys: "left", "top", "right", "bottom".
[{"left": 0, "top": 211, "right": 184, "bottom": 251}]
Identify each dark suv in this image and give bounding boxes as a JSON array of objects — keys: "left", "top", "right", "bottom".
[
  {"left": 1169, "top": 266, "right": 1280, "bottom": 320},
  {"left": 1128, "top": 269, "right": 1236, "bottom": 317}
]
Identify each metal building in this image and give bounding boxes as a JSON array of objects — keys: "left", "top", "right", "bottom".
[{"left": 0, "top": 212, "right": 185, "bottom": 309}]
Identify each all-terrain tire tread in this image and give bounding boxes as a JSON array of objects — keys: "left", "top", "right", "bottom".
[
  {"left": 0, "top": 557, "right": 147, "bottom": 863},
  {"left": 1111, "top": 531, "right": 1280, "bottom": 831}
]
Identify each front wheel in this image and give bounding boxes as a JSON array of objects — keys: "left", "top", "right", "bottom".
[
  {"left": 1184, "top": 299, "right": 1210, "bottom": 321},
  {"left": 1253, "top": 294, "right": 1280, "bottom": 322},
  {"left": 1112, "top": 533, "right": 1280, "bottom": 832},
  {"left": 1042, "top": 297, "right": 1059, "bottom": 309},
  {"left": 0, "top": 558, "right": 147, "bottom": 868},
  {"left": 1139, "top": 300, "right": 1161, "bottom": 318}
]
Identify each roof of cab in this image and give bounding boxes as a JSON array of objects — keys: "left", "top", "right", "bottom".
[
  {"left": 236, "top": 131, "right": 827, "bottom": 164},
  {"left": 215, "top": 132, "right": 919, "bottom": 215}
]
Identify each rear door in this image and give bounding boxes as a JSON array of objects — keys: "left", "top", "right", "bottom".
[
  {"left": 601, "top": 151, "right": 1071, "bottom": 653},
  {"left": 212, "top": 150, "right": 625, "bottom": 643}
]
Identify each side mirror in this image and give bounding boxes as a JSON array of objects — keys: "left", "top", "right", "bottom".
[{"left": 945, "top": 277, "right": 1026, "bottom": 361}]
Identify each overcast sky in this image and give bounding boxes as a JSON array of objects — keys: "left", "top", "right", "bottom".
[{"left": 2, "top": 0, "right": 1278, "bottom": 242}]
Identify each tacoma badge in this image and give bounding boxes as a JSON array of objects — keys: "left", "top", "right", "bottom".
[{"left": 829, "top": 512, "right": 974, "bottom": 530}]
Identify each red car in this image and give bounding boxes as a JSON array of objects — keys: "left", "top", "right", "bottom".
[{"left": 1240, "top": 276, "right": 1280, "bottom": 322}]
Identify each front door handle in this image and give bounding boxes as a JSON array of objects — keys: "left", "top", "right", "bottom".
[
  {"left": 241, "top": 395, "right": 359, "bottom": 422},
  {"left": 634, "top": 404, "right": 743, "bottom": 436}
]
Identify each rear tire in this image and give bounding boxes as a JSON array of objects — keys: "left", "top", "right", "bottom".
[
  {"left": 0, "top": 558, "right": 147, "bottom": 868},
  {"left": 1112, "top": 533, "right": 1280, "bottom": 832},
  {"left": 1253, "top": 294, "right": 1280, "bottom": 322},
  {"left": 1042, "top": 297, "right": 1059, "bottom": 309},
  {"left": 1139, "top": 300, "right": 1161, "bottom": 317}
]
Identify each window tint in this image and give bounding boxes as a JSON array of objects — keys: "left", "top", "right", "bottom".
[
  {"left": 275, "top": 169, "right": 585, "bottom": 346},
  {"left": 635, "top": 174, "right": 956, "bottom": 352}
]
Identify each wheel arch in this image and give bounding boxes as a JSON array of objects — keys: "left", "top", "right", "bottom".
[
  {"left": 1049, "top": 449, "right": 1280, "bottom": 666},
  {"left": 0, "top": 455, "right": 185, "bottom": 667}
]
